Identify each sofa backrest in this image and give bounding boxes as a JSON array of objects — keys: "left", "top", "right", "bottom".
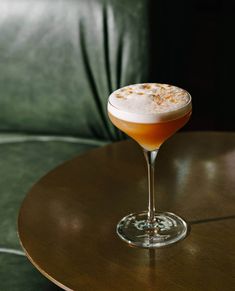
[{"left": 0, "top": 0, "right": 149, "bottom": 141}]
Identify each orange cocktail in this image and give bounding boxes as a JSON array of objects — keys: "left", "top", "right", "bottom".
[
  {"left": 108, "top": 83, "right": 191, "bottom": 150},
  {"left": 108, "top": 111, "right": 191, "bottom": 151},
  {"left": 107, "top": 83, "right": 192, "bottom": 248}
]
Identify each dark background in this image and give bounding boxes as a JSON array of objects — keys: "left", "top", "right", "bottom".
[{"left": 149, "top": 0, "right": 235, "bottom": 131}]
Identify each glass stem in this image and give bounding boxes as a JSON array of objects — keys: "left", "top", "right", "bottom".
[{"left": 143, "top": 149, "right": 159, "bottom": 225}]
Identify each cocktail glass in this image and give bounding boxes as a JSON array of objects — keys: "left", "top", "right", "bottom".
[{"left": 108, "top": 83, "right": 192, "bottom": 248}]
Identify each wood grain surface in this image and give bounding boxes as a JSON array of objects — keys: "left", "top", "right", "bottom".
[{"left": 18, "top": 132, "right": 235, "bottom": 291}]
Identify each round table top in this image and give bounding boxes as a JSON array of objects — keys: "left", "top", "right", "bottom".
[{"left": 18, "top": 132, "right": 235, "bottom": 291}]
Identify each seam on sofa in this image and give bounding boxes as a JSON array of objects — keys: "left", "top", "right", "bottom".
[
  {"left": 0, "top": 247, "right": 25, "bottom": 256},
  {"left": 0, "top": 134, "right": 110, "bottom": 146}
]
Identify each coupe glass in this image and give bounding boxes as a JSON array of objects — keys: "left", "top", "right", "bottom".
[{"left": 107, "top": 83, "right": 192, "bottom": 248}]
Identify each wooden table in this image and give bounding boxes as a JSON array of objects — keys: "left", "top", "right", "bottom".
[{"left": 18, "top": 132, "right": 235, "bottom": 291}]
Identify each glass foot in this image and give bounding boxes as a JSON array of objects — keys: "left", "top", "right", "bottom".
[{"left": 116, "top": 211, "right": 188, "bottom": 248}]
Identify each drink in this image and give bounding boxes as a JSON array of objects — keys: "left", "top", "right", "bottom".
[
  {"left": 108, "top": 83, "right": 192, "bottom": 150},
  {"left": 107, "top": 83, "right": 192, "bottom": 248}
]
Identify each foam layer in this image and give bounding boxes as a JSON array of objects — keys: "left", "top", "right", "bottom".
[{"left": 108, "top": 83, "right": 192, "bottom": 123}]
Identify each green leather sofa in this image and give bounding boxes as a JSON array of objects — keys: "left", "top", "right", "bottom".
[{"left": 0, "top": 0, "right": 149, "bottom": 289}]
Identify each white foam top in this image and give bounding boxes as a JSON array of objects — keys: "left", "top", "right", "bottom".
[{"left": 108, "top": 83, "right": 192, "bottom": 123}]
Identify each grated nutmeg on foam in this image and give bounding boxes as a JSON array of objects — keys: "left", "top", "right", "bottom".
[
  {"left": 109, "top": 83, "right": 191, "bottom": 123},
  {"left": 113, "top": 83, "right": 189, "bottom": 113}
]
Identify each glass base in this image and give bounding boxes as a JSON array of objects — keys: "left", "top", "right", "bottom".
[{"left": 116, "top": 211, "right": 188, "bottom": 248}]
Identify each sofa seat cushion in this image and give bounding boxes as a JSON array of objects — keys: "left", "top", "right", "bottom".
[
  {"left": 0, "top": 133, "right": 108, "bottom": 250},
  {"left": 0, "top": 252, "right": 62, "bottom": 290}
]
